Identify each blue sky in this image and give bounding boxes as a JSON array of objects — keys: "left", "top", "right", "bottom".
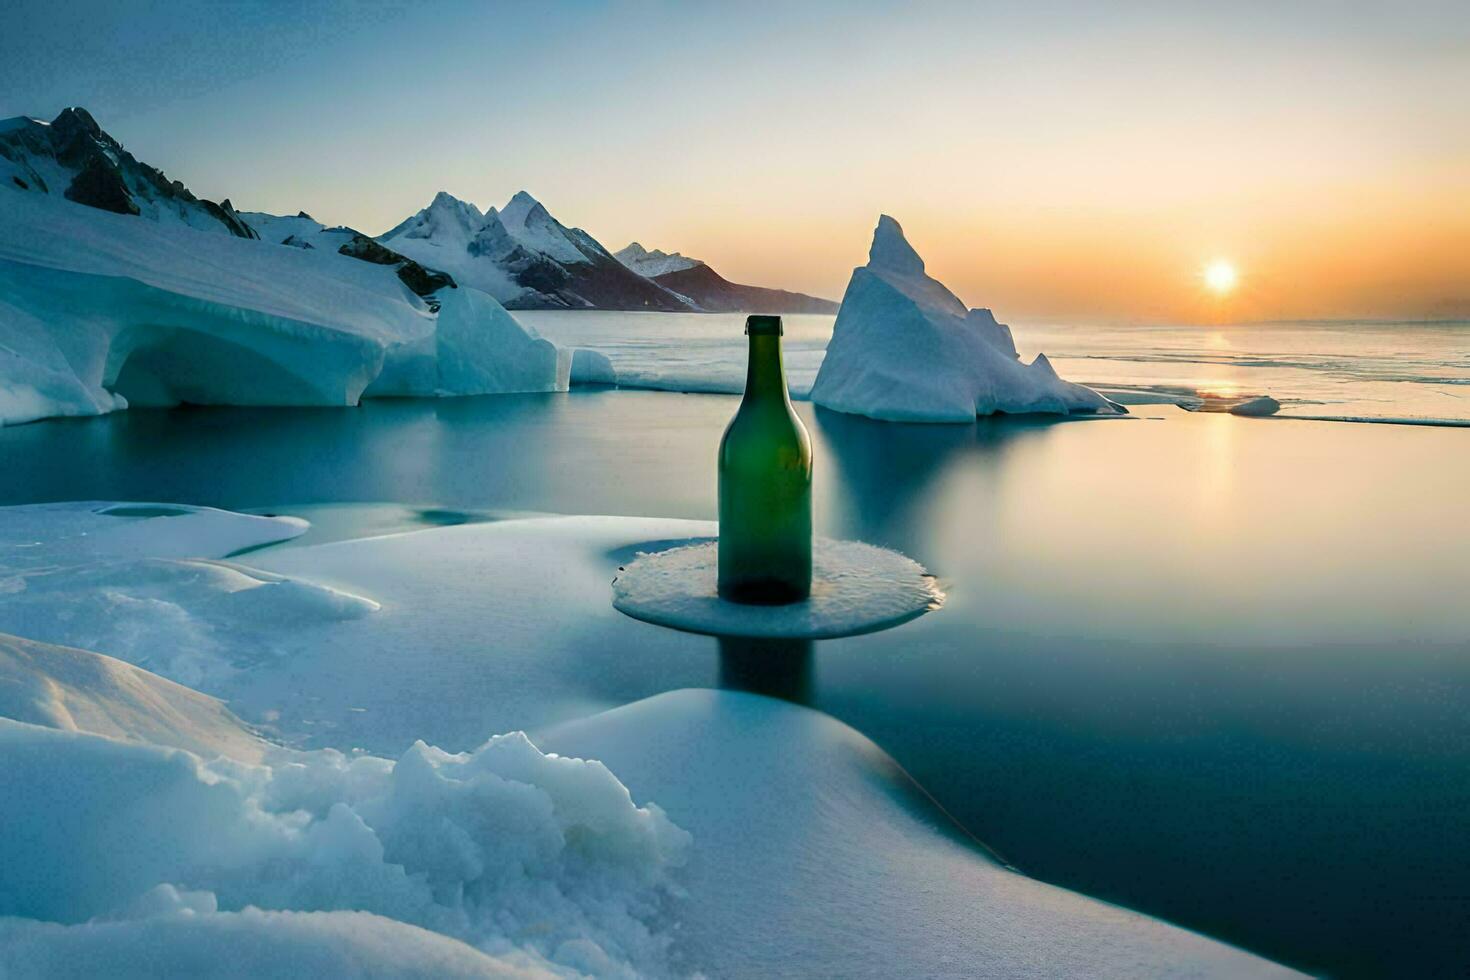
[{"left": 4, "top": 1, "right": 1466, "bottom": 318}]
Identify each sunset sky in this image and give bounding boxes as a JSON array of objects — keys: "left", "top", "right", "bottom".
[{"left": 3, "top": 0, "right": 1466, "bottom": 322}]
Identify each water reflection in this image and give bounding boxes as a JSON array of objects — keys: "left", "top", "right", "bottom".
[
  {"left": 812, "top": 407, "right": 1078, "bottom": 560},
  {"left": 717, "top": 636, "right": 815, "bottom": 706}
]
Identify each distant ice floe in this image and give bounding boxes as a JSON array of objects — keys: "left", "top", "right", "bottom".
[
  {"left": 612, "top": 537, "right": 943, "bottom": 639},
  {"left": 1230, "top": 395, "right": 1282, "bottom": 417},
  {"left": 0, "top": 190, "right": 565, "bottom": 427},
  {"left": 810, "top": 216, "right": 1121, "bottom": 422}
]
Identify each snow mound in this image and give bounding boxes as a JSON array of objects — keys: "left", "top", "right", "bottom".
[
  {"left": 0, "top": 501, "right": 306, "bottom": 571},
  {"left": 0, "top": 717, "right": 689, "bottom": 977},
  {"left": 570, "top": 348, "right": 618, "bottom": 385},
  {"left": 810, "top": 216, "right": 1120, "bottom": 422},
  {"left": 0, "top": 909, "right": 544, "bottom": 980},
  {"left": 0, "top": 632, "right": 265, "bottom": 761},
  {"left": 543, "top": 689, "right": 1299, "bottom": 979},
  {"left": 612, "top": 537, "right": 943, "bottom": 639},
  {"left": 0, "top": 501, "right": 372, "bottom": 688}
]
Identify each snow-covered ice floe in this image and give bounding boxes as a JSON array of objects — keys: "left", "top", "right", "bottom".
[
  {"left": 0, "top": 502, "right": 373, "bottom": 687},
  {"left": 0, "top": 503, "right": 1300, "bottom": 977},
  {"left": 0, "top": 190, "right": 565, "bottom": 426},
  {"left": 810, "top": 215, "right": 1122, "bottom": 422},
  {"left": 612, "top": 537, "right": 944, "bottom": 639}
]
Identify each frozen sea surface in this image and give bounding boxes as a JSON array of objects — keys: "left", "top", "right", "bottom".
[
  {"left": 521, "top": 311, "right": 1470, "bottom": 424},
  {"left": 2, "top": 389, "right": 1468, "bottom": 975}
]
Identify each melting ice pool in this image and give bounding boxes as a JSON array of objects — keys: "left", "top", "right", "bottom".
[{"left": 2, "top": 390, "right": 1468, "bottom": 976}]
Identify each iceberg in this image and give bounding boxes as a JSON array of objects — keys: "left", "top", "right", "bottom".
[
  {"left": 0, "top": 189, "right": 566, "bottom": 426},
  {"left": 810, "top": 215, "right": 1119, "bottom": 422}
]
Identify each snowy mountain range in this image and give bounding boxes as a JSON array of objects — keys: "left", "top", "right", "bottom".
[
  {"left": 614, "top": 242, "right": 702, "bottom": 278},
  {"left": 1, "top": 106, "right": 835, "bottom": 316},
  {"left": 379, "top": 191, "right": 688, "bottom": 311},
  {"left": 376, "top": 192, "right": 836, "bottom": 313},
  {"left": 614, "top": 242, "right": 838, "bottom": 314}
]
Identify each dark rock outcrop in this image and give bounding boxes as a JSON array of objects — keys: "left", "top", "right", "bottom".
[
  {"left": 652, "top": 263, "right": 838, "bottom": 314},
  {"left": 339, "top": 233, "right": 456, "bottom": 306},
  {"left": 0, "top": 107, "right": 258, "bottom": 238}
]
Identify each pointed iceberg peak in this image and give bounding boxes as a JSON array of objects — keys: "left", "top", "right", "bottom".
[
  {"left": 868, "top": 215, "right": 927, "bottom": 278},
  {"left": 811, "top": 214, "right": 1119, "bottom": 422}
]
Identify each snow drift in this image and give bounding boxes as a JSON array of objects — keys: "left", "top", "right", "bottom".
[
  {"left": 0, "top": 631, "right": 266, "bottom": 762},
  {"left": 0, "top": 502, "right": 372, "bottom": 688},
  {"left": 810, "top": 215, "right": 1119, "bottom": 422},
  {"left": 0, "top": 909, "right": 543, "bottom": 980},
  {"left": 0, "top": 718, "right": 689, "bottom": 978},
  {"left": 543, "top": 690, "right": 1297, "bottom": 979}
]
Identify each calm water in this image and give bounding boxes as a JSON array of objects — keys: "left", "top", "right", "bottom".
[
  {"left": 524, "top": 311, "right": 1470, "bottom": 422},
  {"left": 4, "top": 391, "right": 1468, "bottom": 976}
]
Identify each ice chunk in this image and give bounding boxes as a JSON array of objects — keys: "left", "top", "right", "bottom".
[
  {"left": 810, "top": 215, "right": 1119, "bottom": 422},
  {"left": 1231, "top": 395, "right": 1282, "bottom": 417},
  {"left": 0, "top": 718, "right": 688, "bottom": 977},
  {"left": 430, "top": 286, "right": 567, "bottom": 395},
  {"left": 570, "top": 347, "right": 618, "bottom": 385}
]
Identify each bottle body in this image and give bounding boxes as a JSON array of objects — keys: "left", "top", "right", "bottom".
[{"left": 718, "top": 317, "right": 812, "bottom": 604}]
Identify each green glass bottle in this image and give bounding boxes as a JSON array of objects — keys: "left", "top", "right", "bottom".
[{"left": 718, "top": 315, "right": 813, "bottom": 604}]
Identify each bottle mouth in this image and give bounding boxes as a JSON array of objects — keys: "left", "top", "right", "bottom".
[{"left": 745, "top": 315, "right": 783, "bottom": 336}]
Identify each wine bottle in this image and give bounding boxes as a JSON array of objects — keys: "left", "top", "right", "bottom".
[{"left": 717, "top": 315, "right": 813, "bottom": 604}]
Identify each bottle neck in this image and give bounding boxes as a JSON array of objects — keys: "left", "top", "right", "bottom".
[{"left": 743, "top": 334, "right": 789, "bottom": 403}]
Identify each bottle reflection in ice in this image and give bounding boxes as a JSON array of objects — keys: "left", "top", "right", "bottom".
[{"left": 717, "top": 315, "right": 813, "bottom": 604}]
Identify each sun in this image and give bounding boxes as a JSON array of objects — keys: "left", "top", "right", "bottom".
[{"left": 1203, "top": 259, "right": 1238, "bottom": 295}]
